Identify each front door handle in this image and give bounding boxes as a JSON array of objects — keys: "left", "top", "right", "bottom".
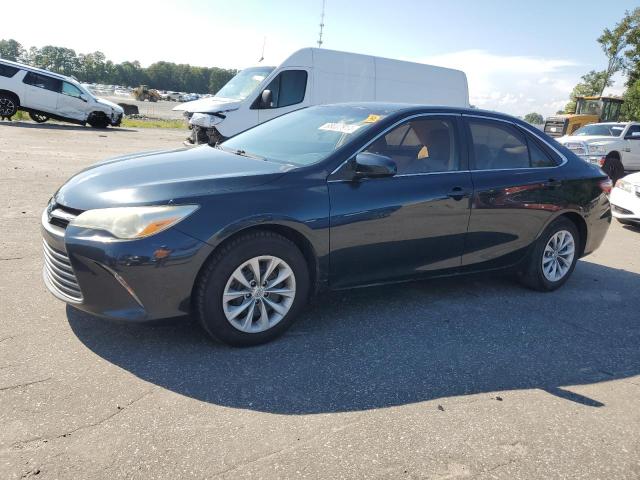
[{"left": 448, "top": 186, "right": 470, "bottom": 201}]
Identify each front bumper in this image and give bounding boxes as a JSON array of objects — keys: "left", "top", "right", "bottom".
[
  {"left": 610, "top": 187, "right": 640, "bottom": 222},
  {"left": 41, "top": 206, "right": 213, "bottom": 322}
]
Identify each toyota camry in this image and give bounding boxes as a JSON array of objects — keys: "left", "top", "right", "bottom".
[{"left": 42, "top": 103, "right": 612, "bottom": 346}]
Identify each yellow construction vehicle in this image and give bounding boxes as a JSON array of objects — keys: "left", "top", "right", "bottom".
[
  {"left": 543, "top": 96, "right": 624, "bottom": 138},
  {"left": 132, "top": 85, "right": 160, "bottom": 102}
]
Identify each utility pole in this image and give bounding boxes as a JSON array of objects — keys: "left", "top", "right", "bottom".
[{"left": 317, "top": 0, "right": 326, "bottom": 48}]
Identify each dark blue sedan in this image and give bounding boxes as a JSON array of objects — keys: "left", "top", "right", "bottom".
[{"left": 42, "top": 103, "right": 612, "bottom": 346}]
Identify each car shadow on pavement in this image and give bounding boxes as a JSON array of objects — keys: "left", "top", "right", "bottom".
[
  {"left": 0, "top": 121, "right": 136, "bottom": 132},
  {"left": 67, "top": 261, "right": 640, "bottom": 414}
]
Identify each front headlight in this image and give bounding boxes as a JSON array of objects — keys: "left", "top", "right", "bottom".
[
  {"left": 588, "top": 144, "right": 607, "bottom": 155},
  {"left": 615, "top": 179, "right": 638, "bottom": 194},
  {"left": 70, "top": 205, "right": 198, "bottom": 239}
]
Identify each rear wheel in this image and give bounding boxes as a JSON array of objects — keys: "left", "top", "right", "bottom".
[
  {"left": 195, "top": 231, "right": 310, "bottom": 346},
  {"left": 29, "top": 112, "right": 49, "bottom": 123},
  {"left": 0, "top": 93, "right": 18, "bottom": 119},
  {"left": 519, "top": 218, "right": 579, "bottom": 291}
]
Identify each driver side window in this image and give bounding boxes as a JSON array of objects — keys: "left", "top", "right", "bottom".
[
  {"left": 258, "top": 70, "right": 307, "bottom": 109},
  {"left": 364, "top": 118, "right": 460, "bottom": 174}
]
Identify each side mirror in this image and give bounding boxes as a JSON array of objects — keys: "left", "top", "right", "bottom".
[
  {"left": 260, "top": 89, "right": 273, "bottom": 108},
  {"left": 353, "top": 152, "right": 397, "bottom": 179},
  {"left": 80, "top": 94, "right": 88, "bottom": 102},
  {"left": 625, "top": 131, "right": 640, "bottom": 140}
]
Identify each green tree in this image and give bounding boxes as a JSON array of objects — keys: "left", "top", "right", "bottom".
[
  {"left": 597, "top": 14, "right": 632, "bottom": 95},
  {"left": 621, "top": 8, "right": 640, "bottom": 86},
  {"left": 0, "top": 39, "right": 24, "bottom": 61},
  {"left": 565, "top": 71, "right": 611, "bottom": 113},
  {"left": 523, "top": 112, "right": 544, "bottom": 124},
  {"left": 621, "top": 79, "right": 640, "bottom": 120}
]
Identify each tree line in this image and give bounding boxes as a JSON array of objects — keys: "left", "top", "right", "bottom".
[
  {"left": 0, "top": 39, "right": 237, "bottom": 94},
  {"left": 564, "top": 8, "right": 640, "bottom": 118}
]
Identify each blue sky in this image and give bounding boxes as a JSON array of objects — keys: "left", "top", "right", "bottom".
[{"left": 3, "top": 0, "right": 637, "bottom": 116}]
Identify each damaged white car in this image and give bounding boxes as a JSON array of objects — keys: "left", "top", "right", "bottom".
[{"left": 0, "top": 59, "right": 123, "bottom": 128}]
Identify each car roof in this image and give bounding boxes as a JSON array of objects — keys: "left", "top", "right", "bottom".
[
  {"left": 0, "top": 58, "right": 72, "bottom": 82},
  {"left": 316, "top": 102, "right": 526, "bottom": 124}
]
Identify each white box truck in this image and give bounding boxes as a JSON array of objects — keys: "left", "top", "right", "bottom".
[{"left": 174, "top": 48, "right": 469, "bottom": 145}]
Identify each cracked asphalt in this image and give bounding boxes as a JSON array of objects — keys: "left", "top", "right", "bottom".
[{"left": 1, "top": 121, "right": 639, "bottom": 479}]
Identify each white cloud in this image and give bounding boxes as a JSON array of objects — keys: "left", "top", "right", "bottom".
[{"left": 413, "top": 49, "right": 582, "bottom": 117}]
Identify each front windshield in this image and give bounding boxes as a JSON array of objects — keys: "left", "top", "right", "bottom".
[
  {"left": 573, "top": 124, "right": 625, "bottom": 137},
  {"left": 215, "top": 66, "right": 275, "bottom": 100},
  {"left": 221, "top": 105, "right": 392, "bottom": 166}
]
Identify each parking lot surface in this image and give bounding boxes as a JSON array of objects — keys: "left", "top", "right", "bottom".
[{"left": 1, "top": 122, "right": 639, "bottom": 479}]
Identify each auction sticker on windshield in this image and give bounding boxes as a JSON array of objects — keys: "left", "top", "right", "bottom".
[{"left": 319, "top": 122, "right": 363, "bottom": 134}]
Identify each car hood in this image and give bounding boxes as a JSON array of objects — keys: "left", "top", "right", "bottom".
[
  {"left": 621, "top": 171, "right": 640, "bottom": 184},
  {"left": 172, "top": 96, "right": 242, "bottom": 114},
  {"left": 54, "top": 146, "right": 292, "bottom": 210},
  {"left": 96, "top": 97, "right": 124, "bottom": 113},
  {"left": 558, "top": 135, "right": 619, "bottom": 144}
]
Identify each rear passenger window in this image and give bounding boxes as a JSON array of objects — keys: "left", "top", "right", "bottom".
[
  {"left": 468, "top": 119, "right": 555, "bottom": 169},
  {"left": 23, "top": 72, "right": 62, "bottom": 93},
  {"left": 528, "top": 137, "right": 556, "bottom": 167},
  {"left": 0, "top": 64, "right": 19, "bottom": 78}
]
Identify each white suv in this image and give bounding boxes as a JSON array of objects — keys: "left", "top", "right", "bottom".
[{"left": 0, "top": 59, "right": 123, "bottom": 128}]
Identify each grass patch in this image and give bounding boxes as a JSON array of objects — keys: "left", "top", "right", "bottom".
[
  {"left": 12, "top": 110, "right": 30, "bottom": 121},
  {"left": 121, "top": 118, "right": 186, "bottom": 129}
]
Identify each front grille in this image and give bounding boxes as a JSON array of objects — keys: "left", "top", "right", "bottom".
[
  {"left": 544, "top": 118, "right": 567, "bottom": 137},
  {"left": 48, "top": 205, "right": 82, "bottom": 229},
  {"left": 563, "top": 142, "right": 587, "bottom": 156},
  {"left": 43, "top": 240, "right": 83, "bottom": 302}
]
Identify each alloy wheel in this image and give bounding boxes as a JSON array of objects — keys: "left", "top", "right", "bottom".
[
  {"left": 0, "top": 97, "right": 16, "bottom": 116},
  {"left": 222, "top": 255, "right": 296, "bottom": 333},
  {"left": 542, "top": 230, "right": 575, "bottom": 282}
]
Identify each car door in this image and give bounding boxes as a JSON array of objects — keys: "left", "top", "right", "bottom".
[
  {"left": 22, "top": 72, "right": 61, "bottom": 113},
  {"left": 57, "top": 81, "right": 89, "bottom": 121},
  {"left": 623, "top": 124, "right": 640, "bottom": 170},
  {"left": 328, "top": 114, "right": 473, "bottom": 288},
  {"left": 461, "top": 115, "right": 565, "bottom": 270},
  {"left": 256, "top": 69, "right": 310, "bottom": 124}
]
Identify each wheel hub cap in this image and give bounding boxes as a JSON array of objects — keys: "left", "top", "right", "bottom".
[
  {"left": 542, "top": 230, "right": 575, "bottom": 282},
  {"left": 222, "top": 255, "right": 296, "bottom": 333}
]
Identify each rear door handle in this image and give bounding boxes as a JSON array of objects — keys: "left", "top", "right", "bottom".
[
  {"left": 448, "top": 186, "right": 470, "bottom": 201},
  {"left": 546, "top": 178, "right": 562, "bottom": 188}
]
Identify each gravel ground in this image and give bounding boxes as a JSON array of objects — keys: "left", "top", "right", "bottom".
[{"left": 1, "top": 121, "right": 639, "bottom": 479}]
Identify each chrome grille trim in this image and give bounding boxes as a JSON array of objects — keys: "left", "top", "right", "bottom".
[{"left": 42, "top": 240, "right": 83, "bottom": 302}]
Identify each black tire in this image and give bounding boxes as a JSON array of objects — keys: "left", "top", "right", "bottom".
[
  {"left": 601, "top": 153, "right": 625, "bottom": 185},
  {"left": 29, "top": 112, "right": 49, "bottom": 123},
  {"left": 195, "top": 231, "right": 310, "bottom": 346},
  {"left": 88, "top": 112, "right": 110, "bottom": 129},
  {"left": 519, "top": 217, "right": 579, "bottom": 292},
  {"left": 0, "top": 93, "right": 18, "bottom": 119}
]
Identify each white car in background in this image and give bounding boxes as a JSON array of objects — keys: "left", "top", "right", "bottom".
[
  {"left": 611, "top": 172, "right": 640, "bottom": 226},
  {"left": 557, "top": 122, "right": 640, "bottom": 183},
  {"left": 0, "top": 59, "right": 123, "bottom": 128}
]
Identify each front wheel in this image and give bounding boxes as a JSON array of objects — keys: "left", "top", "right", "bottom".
[
  {"left": 195, "top": 231, "right": 310, "bottom": 346},
  {"left": 519, "top": 218, "right": 579, "bottom": 291}
]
